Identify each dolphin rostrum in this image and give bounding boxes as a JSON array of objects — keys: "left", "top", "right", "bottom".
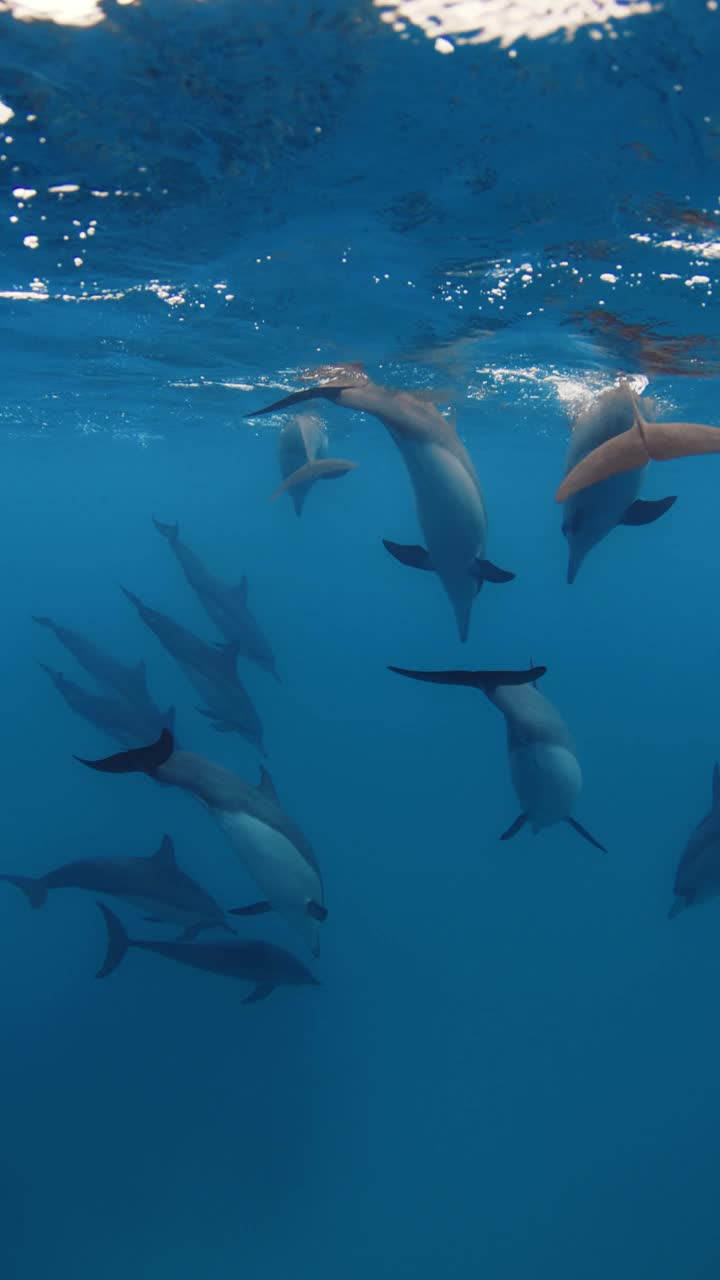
[
  {"left": 152, "top": 519, "right": 281, "bottom": 682},
  {"left": 388, "top": 664, "right": 606, "bottom": 850},
  {"left": 669, "top": 765, "right": 720, "bottom": 918},
  {"left": 95, "top": 902, "right": 319, "bottom": 1004},
  {"left": 0, "top": 834, "right": 230, "bottom": 940},
  {"left": 273, "top": 412, "right": 357, "bottom": 513},
  {"left": 120, "top": 587, "right": 265, "bottom": 753},
  {"left": 556, "top": 381, "right": 720, "bottom": 504},
  {"left": 32, "top": 614, "right": 158, "bottom": 715},
  {"left": 75, "top": 730, "right": 327, "bottom": 956},
  {"left": 248, "top": 370, "right": 515, "bottom": 642},
  {"left": 559, "top": 385, "right": 677, "bottom": 583},
  {"left": 38, "top": 662, "right": 175, "bottom": 750}
]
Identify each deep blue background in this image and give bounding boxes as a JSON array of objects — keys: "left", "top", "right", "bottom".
[{"left": 1, "top": 2, "right": 720, "bottom": 1278}]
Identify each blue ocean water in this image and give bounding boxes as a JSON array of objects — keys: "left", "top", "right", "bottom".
[{"left": 2, "top": 1, "right": 720, "bottom": 1277}]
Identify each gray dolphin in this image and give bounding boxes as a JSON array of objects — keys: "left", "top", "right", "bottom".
[
  {"left": 274, "top": 412, "right": 357, "bottom": 515},
  {"left": 248, "top": 370, "right": 515, "bottom": 642},
  {"left": 32, "top": 615, "right": 157, "bottom": 714},
  {"left": 669, "top": 765, "right": 720, "bottom": 917},
  {"left": 560, "top": 385, "right": 676, "bottom": 584},
  {"left": 75, "top": 730, "right": 327, "bottom": 956},
  {"left": 95, "top": 902, "right": 319, "bottom": 1004},
  {"left": 388, "top": 664, "right": 606, "bottom": 850},
  {"left": 39, "top": 662, "right": 175, "bottom": 750},
  {"left": 152, "top": 519, "right": 281, "bottom": 682},
  {"left": 120, "top": 587, "right": 265, "bottom": 753},
  {"left": 0, "top": 834, "right": 230, "bottom": 940}
]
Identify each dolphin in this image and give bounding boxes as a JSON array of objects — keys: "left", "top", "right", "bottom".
[
  {"left": 248, "top": 369, "right": 515, "bottom": 643},
  {"left": 120, "top": 587, "right": 265, "bottom": 753},
  {"left": 388, "top": 664, "right": 606, "bottom": 850},
  {"left": 0, "top": 834, "right": 231, "bottom": 940},
  {"left": 39, "top": 663, "right": 175, "bottom": 750},
  {"left": 559, "top": 385, "right": 677, "bottom": 583},
  {"left": 556, "top": 381, "right": 720, "bottom": 504},
  {"left": 32, "top": 615, "right": 157, "bottom": 715},
  {"left": 95, "top": 902, "right": 319, "bottom": 1004},
  {"left": 669, "top": 765, "right": 720, "bottom": 918},
  {"left": 152, "top": 519, "right": 281, "bottom": 682},
  {"left": 75, "top": 730, "right": 327, "bottom": 956},
  {"left": 273, "top": 413, "right": 357, "bottom": 514}
]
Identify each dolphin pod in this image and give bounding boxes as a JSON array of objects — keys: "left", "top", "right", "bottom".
[
  {"left": 32, "top": 615, "right": 158, "bottom": 715},
  {"left": 0, "top": 834, "right": 232, "bottom": 940},
  {"left": 152, "top": 519, "right": 281, "bottom": 682},
  {"left": 95, "top": 902, "right": 319, "bottom": 1004},
  {"left": 388, "top": 664, "right": 606, "bottom": 851},
  {"left": 273, "top": 413, "right": 357, "bottom": 511},
  {"left": 38, "top": 662, "right": 175, "bottom": 750},
  {"left": 248, "top": 369, "right": 515, "bottom": 643},
  {"left": 120, "top": 586, "right": 266, "bottom": 753},
  {"left": 75, "top": 729, "right": 327, "bottom": 957},
  {"left": 556, "top": 381, "right": 720, "bottom": 504}
]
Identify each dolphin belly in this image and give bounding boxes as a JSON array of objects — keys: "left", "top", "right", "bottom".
[
  {"left": 510, "top": 743, "right": 582, "bottom": 831},
  {"left": 213, "top": 809, "right": 322, "bottom": 954}
]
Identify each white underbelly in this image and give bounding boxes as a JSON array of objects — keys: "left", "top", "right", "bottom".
[
  {"left": 406, "top": 443, "right": 486, "bottom": 569},
  {"left": 510, "top": 744, "right": 582, "bottom": 831}
]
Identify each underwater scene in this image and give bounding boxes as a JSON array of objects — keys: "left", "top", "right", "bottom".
[{"left": 1, "top": 1, "right": 720, "bottom": 1277}]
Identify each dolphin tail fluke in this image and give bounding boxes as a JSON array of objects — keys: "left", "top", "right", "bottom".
[
  {"left": 270, "top": 458, "right": 357, "bottom": 501},
  {"left": 556, "top": 396, "right": 720, "bottom": 502},
  {"left": 95, "top": 901, "right": 131, "bottom": 978},
  {"left": 247, "top": 384, "right": 356, "bottom": 418},
  {"left": 0, "top": 874, "right": 48, "bottom": 908},
  {"left": 75, "top": 728, "right": 174, "bottom": 775},
  {"left": 500, "top": 814, "right": 528, "bottom": 841},
  {"left": 565, "top": 817, "right": 607, "bottom": 852},
  {"left": 382, "top": 540, "right": 434, "bottom": 570},
  {"left": 152, "top": 517, "right": 179, "bottom": 544},
  {"left": 388, "top": 665, "right": 546, "bottom": 691},
  {"left": 243, "top": 982, "right": 275, "bottom": 1005}
]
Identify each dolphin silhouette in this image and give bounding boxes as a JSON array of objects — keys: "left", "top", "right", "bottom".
[
  {"left": 38, "top": 662, "right": 175, "bottom": 750},
  {"left": 75, "top": 730, "right": 327, "bottom": 956},
  {"left": 556, "top": 382, "right": 720, "bottom": 504},
  {"left": 559, "top": 385, "right": 677, "bottom": 583},
  {"left": 32, "top": 615, "right": 157, "bottom": 715},
  {"left": 388, "top": 665, "right": 606, "bottom": 850},
  {"left": 152, "top": 519, "right": 281, "bottom": 682},
  {"left": 120, "top": 587, "right": 265, "bottom": 753},
  {"left": 95, "top": 902, "right": 319, "bottom": 1004},
  {"left": 273, "top": 413, "right": 357, "bottom": 513},
  {"left": 669, "top": 764, "right": 720, "bottom": 918},
  {"left": 0, "top": 834, "right": 230, "bottom": 940},
  {"left": 248, "top": 370, "right": 514, "bottom": 642}
]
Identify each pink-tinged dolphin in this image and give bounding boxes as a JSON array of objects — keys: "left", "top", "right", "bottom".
[
  {"left": 274, "top": 412, "right": 357, "bottom": 514},
  {"left": 248, "top": 370, "right": 515, "bottom": 642}
]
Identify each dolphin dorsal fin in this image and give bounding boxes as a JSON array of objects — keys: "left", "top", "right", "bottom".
[
  {"left": 712, "top": 764, "right": 720, "bottom": 809},
  {"left": 152, "top": 834, "right": 176, "bottom": 866},
  {"left": 258, "top": 766, "right": 280, "bottom": 806}
]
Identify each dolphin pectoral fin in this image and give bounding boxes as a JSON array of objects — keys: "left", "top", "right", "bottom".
[
  {"left": 382, "top": 540, "right": 434, "bottom": 570},
  {"left": 247, "top": 385, "right": 356, "bottom": 418},
  {"left": 243, "top": 983, "right": 275, "bottom": 1005},
  {"left": 228, "top": 900, "right": 273, "bottom": 916},
  {"left": 473, "top": 558, "right": 515, "bottom": 585},
  {"left": 620, "top": 496, "right": 677, "bottom": 525},
  {"left": 307, "top": 899, "right": 328, "bottom": 922},
  {"left": 75, "top": 729, "right": 174, "bottom": 775},
  {"left": 0, "top": 874, "right": 48, "bottom": 909},
  {"left": 95, "top": 901, "right": 131, "bottom": 979},
  {"left": 500, "top": 814, "right": 528, "bottom": 841},
  {"left": 565, "top": 817, "right": 607, "bottom": 852}
]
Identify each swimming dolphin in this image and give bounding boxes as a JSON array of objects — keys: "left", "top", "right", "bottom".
[
  {"left": 32, "top": 615, "right": 157, "bottom": 715},
  {"left": 0, "top": 834, "right": 230, "bottom": 940},
  {"left": 556, "top": 381, "right": 720, "bottom": 504},
  {"left": 38, "top": 662, "right": 175, "bottom": 750},
  {"left": 120, "top": 587, "right": 265, "bottom": 753},
  {"left": 388, "top": 664, "right": 606, "bottom": 850},
  {"left": 152, "top": 519, "right": 281, "bottom": 682},
  {"left": 75, "top": 730, "right": 327, "bottom": 956},
  {"left": 248, "top": 369, "right": 515, "bottom": 642},
  {"left": 559, "top": 385, "right": 677, "bottom": 583},
  {"left": 273, "top": 413, "right": 357, "bottom": 514},
  {"left": 669, "top": 765, "right": 720, "bottom": 918},
  {"left": 95, "top": 902, "right": 319, "bottom": 1004}
]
